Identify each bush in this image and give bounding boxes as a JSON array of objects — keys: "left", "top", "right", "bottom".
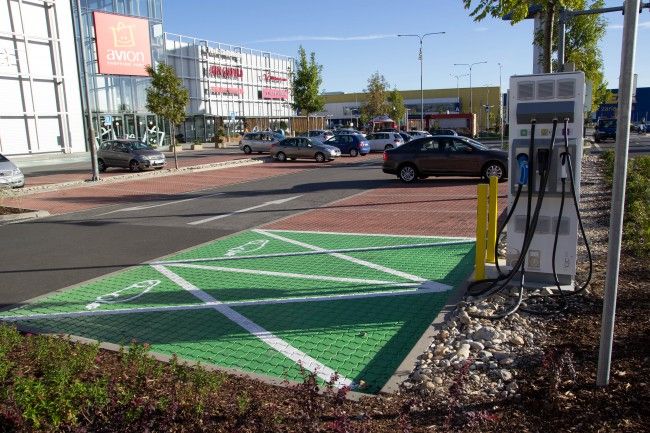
[{"left": 600, "top": 151, "right": 650, "bottom": 257}]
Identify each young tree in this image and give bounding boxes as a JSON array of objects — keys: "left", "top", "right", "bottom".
[
  {"left": 461, "top": 0, "right": 582, "bottom": 73},
  {"left": 360, "top": 72, "right": 389, "bottom": 128},
  {"left": 387, "top": 88, "right": 406, "bottom": 128},
  {"left": 292, "top": 46, "right": 325, "bottom": 134},
  {"left": 146, "top": 63, "right": 189, "bottom": 169}
]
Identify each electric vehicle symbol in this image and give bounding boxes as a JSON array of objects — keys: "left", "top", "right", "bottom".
[
  {"left": 85, "top": 280, "right": 161, "bottom": 310},
  {"left": 528, "top": 250, "right": 541, "bottom": 269},
  {"left": 224, "top": 240, "right": 269, "bottom": 257}
]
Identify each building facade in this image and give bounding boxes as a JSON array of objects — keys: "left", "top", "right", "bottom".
[
  {"left": 323, "top": 86, "right": 502, "bottom": 132},
  {"left": 0, "top": 0, "right": 85, "bottom": 155},
  {"left": 164, "top": 33, "right": 295, "bottom": 142}
]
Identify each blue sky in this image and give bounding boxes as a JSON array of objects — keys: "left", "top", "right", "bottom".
[{"left": 164, "top": 0, "right": 649, "bottom": 92}]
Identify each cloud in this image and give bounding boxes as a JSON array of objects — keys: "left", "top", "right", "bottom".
[
  {"left": 474, "top": 27, "right": 489, "bottom": 32},
  {"left": 246, "top": 34, "right": 396, "bottom": 43},
  {"left": 608, "top": 21, "right": 650, "bottom": 30}
]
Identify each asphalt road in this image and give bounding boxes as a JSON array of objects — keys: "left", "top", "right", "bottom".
[
  {"left": 589, "top": 132, "right": 650, "bottom": 155},
  {"left": 0, "top": 158, "right": 391, "bottom": 310}
]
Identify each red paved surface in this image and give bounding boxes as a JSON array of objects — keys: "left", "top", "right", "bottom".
[
  {"left": 4, "top": 155, "right": 381, "bottom": 215},
  {"left": 263, "top": 179, "right": 508, "bottom": 238}
]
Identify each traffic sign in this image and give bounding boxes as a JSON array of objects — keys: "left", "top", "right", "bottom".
[{"left": 104, "top": 115, "right": 113, "bottom": 126}]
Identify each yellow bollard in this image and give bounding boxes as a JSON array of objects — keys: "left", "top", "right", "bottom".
[
  {"left": 486, "top": 176, "right": 499, "bottom": 263},
  {"left": 475, "top": 183, "right": 489, "bottom": 280}
]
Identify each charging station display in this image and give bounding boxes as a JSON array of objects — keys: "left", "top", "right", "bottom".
[{"left": 506, "top": 72, "right": 586, "bottom": 289}]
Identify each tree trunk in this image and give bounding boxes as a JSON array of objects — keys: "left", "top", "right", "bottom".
[
  {"left": 543, "top": 2, "right": 556, "bottom": 73},
  {"left": 171, "top": 123, "right": 178, "bottom": 169}
]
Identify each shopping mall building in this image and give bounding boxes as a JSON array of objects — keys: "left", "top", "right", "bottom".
[{"left": 0, "top": 0, "right": 295, "bottom": 156}]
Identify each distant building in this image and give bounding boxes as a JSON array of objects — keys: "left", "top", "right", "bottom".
[{"left": 595, "top": 87, "right": 650, "bottom": 123}]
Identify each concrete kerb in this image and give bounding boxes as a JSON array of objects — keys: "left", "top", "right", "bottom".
[
  {"left": 1, "top": 157, "right": 268, "bottom": 198},
  {"left": 0, "top": 210, "right": 50, "bottom": 224}
]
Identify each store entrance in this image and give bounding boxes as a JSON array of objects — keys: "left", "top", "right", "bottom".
[{"left": 95, "top": 113, "right": 159, "bottom": 143}]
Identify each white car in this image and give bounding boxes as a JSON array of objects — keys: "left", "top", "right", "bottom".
[
  {"left": 365, "top": 132, "right": 404, "bottom": 151},
  {"left": 408, "top": 130, "right": 432, "bottom": 138},
  {"left": 0, "top": 153, "right": 25, "bottom": 188},
  {"left": 303, "top": 130, "right": 334, "bottom": 144},
  {"left": 239, "top": 131, "right": 284, "bottom": 154}
]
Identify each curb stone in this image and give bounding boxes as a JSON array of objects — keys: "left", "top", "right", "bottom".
[{"left": 0, "top": 210, "right": 50, "bottom": 223}]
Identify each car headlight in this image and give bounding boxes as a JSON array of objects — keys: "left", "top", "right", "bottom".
[{"left": 12, "top": 168, "right": 22, "bottom": 175}]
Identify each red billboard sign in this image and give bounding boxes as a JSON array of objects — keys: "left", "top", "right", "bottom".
[
  {"left": 211, "top": 86, "right": 244, "bottom": 96},
  {"left": 261, "top": 88, "right": 288, "bottom": 100},
  {"left": 93, "top": 12, "right": 152, "bottom": 76},
  {"left": 209, "top": 65, "right": 243, "bottom": 79}
]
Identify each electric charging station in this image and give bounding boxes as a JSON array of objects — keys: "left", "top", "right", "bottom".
[{"left": 506, "top": 71, "right": 586, "bottom": 289}]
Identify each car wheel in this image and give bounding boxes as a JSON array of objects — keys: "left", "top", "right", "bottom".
[
  {"left": 315, "top": 152, "right": 326, "bottom": 163},
  {"left": 349, "top": 148, "right": 359, "bottom": 157},
  {"left": 98, "top": 159, "right": 107, "bottom": 173},
  {"left": 398, "top": 164, "right": 417, "bottom": 183},
  {"left": 129, "top": 160, "right": 143, "bottom": 172},
  {"left": 483, "top": 162, "right": 505, "bottom": 182},
  {"left": 276, "top": 152, "right": 287, "bottom": 162},
  {"left": 243, "top": 145, "right": 252, "bottom": 154},
  {"left": 385, "top": 144, "right": 394, "bottom": 150}
]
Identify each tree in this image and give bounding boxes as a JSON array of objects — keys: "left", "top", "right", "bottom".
[
  {"left": 292, "top": 46, "right": 325, "bottom": 133},
  {"left": 146, "top": 63, "right": 189, "bottom": 169},
  {"left": 387, "top": 88, "right": 406, "bottom": 128},
  {"left": 360, "top": 72, "right": 389, "bottom": 127},
  {"left": 461, "top": 0, "right": 582, "bottom": 73}
]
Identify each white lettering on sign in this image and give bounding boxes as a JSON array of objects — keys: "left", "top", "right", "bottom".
[{"left": 107, "top": 49, "right": 146, "bottom": 64}]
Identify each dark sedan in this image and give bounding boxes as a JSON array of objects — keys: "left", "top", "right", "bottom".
[{"left": 382, "top": 136, "right": 508, "bottom": 183}]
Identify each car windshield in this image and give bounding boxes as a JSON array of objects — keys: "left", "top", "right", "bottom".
[
  {"left": 599, "top": 119, "right": 616, "bottom": 128},
  {"left": 0, "top": 154, "right": 8, "bottom": 162},
  {"left": 462, "top": 138, "right": 488, "bottom": 150},
  {"left": 125, "top": 142, "right": 152, "bottom": 151}
]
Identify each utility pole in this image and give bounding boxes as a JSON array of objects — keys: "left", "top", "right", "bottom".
[
  {"left": 451, "top": 73, "right": 468, "bottom": 109},
  {"left": 597, "top": 0, "right": 640, "bottom": 387},
  {"left": 398, "top": 32, "right": 445, "bottom": 130},
  {"left": 498, "top": 62, "right": 504, "bottom": 148},
  {"left": 454, "top": 61, "right": 487, "bottom": 118},
  {"left": 76, "top": 0, "right": 99, "bottom": 181}
]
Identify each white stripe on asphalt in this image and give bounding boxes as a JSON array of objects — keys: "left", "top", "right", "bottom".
[
  {"left": 152, "top": 265, "right": 352, "bottom": 388},
  {"left": 188, "top": 195, "right": 303, "bottom": 226},
  {"left": 150, "top": 239, "right": 474, "bottom": 266},
  {"left": 0, "top": 285, "right": 446, "bottom": 322},
  {"left": 96, "top": 192, "right": 224, "bottom": 216},
  {"left": 261, "top": 228, "right": 475, "bottom": 241},
  {"left": 254, "top": 229, "right": 428, "bottom": 283},
  {"left": 166, "top": 262, "right": 418, "bottom": 287}
]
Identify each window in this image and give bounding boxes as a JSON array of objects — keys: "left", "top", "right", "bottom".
[
  {"left": 418, "top": 138, "right": 438, "bottom": 152},
  {"left": 448, "top": 139, "right": 473, "bottom": 153}
]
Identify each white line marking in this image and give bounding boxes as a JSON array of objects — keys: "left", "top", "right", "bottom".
[
  {"left": 96, "top": 192, "right": 224, "bottom": 216},
  {"left": 188, "top": 195, "right": 303, "bottom": 226},
  {"left": 0, "top": 286, "right": 447, "bottom": 322},
  {"left": 151, "top": 239, "right": 474, "bottom": 266},
  {"left": 86, "top": 280, "right": 160, "bottom": 310},
  {"left": 152, "top": 265, "right": 352, "bottom": 388},
  {"left": 166, "top": 262, "right": 418, "bottom": 287},
  {"left": 224, "top": 240, "right": 269, "bottom": 257},
  {"left": 261, "top": 228, "right": 475, "bottom": 241},
  {"left": 254, "top": 229, "right": 427, "bottom": 283}
]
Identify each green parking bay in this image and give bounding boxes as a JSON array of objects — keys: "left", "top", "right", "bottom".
[{"left": 0, "top": 230, "right": 474, "bottom": 394}]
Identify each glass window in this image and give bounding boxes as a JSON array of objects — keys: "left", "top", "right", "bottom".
[{"left": 418, "top": 138, "right": 437, "bottom": 152}]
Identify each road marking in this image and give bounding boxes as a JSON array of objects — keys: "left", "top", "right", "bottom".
[
  {"left": 97, "top": 192, "right": 224, "bottom": 216},
  {"left": 166, "top": 262, "right": 419, "bottom": 287},
  {"left": 188, "top": 195, "right": 303, "bottom": 226},
  {"left": 152, "top": 265, "right": 352, "bottom": 388},
  {"left": 262, "top": 229, "right": 475, "bottom": 241},
  {"left": 254, "top": 229, "right": 428, "bottom": 283},
  {"left": 0, "top": 286, "right": 444, "bottom": 322},
  {"left": 151, "top": 239, "right": 474, "bottom": 266},
  {"left": 85, "top": 280, "right": 160, "bottom": 310},
  {"left": 224, "top": 240, "right": 269, "bottom": 257}
]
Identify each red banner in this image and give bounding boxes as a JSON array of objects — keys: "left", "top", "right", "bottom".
[
  {"left": 264, "top": 73, "right": 288, "bottom": 82},
  {"left": 211, "top": 86, "right": 244, "bottom": 96},
  {"left": 93, "top": 12, "right": 151, "bottom": 76},
  {"left": 209, "top": 65, "right": 243, "bottom": 79}
]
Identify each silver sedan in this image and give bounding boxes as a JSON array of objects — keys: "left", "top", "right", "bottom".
[
  {"left": 0, "top": 154, "right": 25, "bottom": 188},
  {"left": 270, "top": 137, "right": 341, "bottom": 162}
]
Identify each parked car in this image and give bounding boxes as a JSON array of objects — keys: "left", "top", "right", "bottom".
[
  {"left": 377, "top": 128, "right": 399, "bottom": 133},
  {"left": 382, "top": 136, "right": 508, "bottom": 183},
  {"left": 302, "top": 130, "right": 334, "bottom": 144},
  {"left": 0, "top": 153, "right": 25, "bottom": 188},
  {"left": 335, "top": 128, "right": 366, "bottom": 137},
  {"left": 239, "top": 131, "right": 284, "bottom": 154},
  {"left": 407, "top": 130, "right": 432, "bottom": 139},
  {"left": 399, "top": 132, "right": 413, "bottom": 143},
  {"left": 97, "top": 139, "right": 166, "bottom": 172},
  {"left": 365, "top": 132, "right": 405, "bottom": 151},
  {"left": 593, "top": 118, "right": 616, "bottom": 143},
  {"left": 324, "top": 133, "right": 370, "bottom": 156},
  {"left": 429, "top": 128, "right": 458, "bottom": 136},
  {"left": 270, "top": 137, "right": 341, "bottom": 162}
]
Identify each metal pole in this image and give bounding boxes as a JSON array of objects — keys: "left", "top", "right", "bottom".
[
  {"left": 558, "top": 10, "right": 566, "bottom": 71},
  {"left": 420, "top": 38, "right": 424, "bottom": 129},
  {"left": 597, "top": 0, "right": 640, "bottom": 387},
  {"left": 499, "top": 63, "right": 504, "bottom": 148},
  {"left": 469, "top": 65, "right": 473, "bottom": 116},
  {"left": 76, "top": 0, "right": 99, "bottom": 181}
]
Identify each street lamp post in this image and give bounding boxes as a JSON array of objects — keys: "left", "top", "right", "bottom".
[
  {"left": 454, "top": 61, "right": 487, "bottom": 116},
  {"left": 498, "top": 62, "right": 504, "bottom": 148},
  {"left": 450, "top": 73, "right": 469, "bottom": 110},
  {"left": 398, "top": 32, "right": 445, "bottom": 130}
]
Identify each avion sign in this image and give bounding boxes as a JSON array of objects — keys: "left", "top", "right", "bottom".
[{"left": 93, "top": 12, "right": 151, "bottom": 76}]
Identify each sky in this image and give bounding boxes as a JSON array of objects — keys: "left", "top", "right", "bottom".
[{"left": 163, "top": 0, "right": 649, "bottom": 93}]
